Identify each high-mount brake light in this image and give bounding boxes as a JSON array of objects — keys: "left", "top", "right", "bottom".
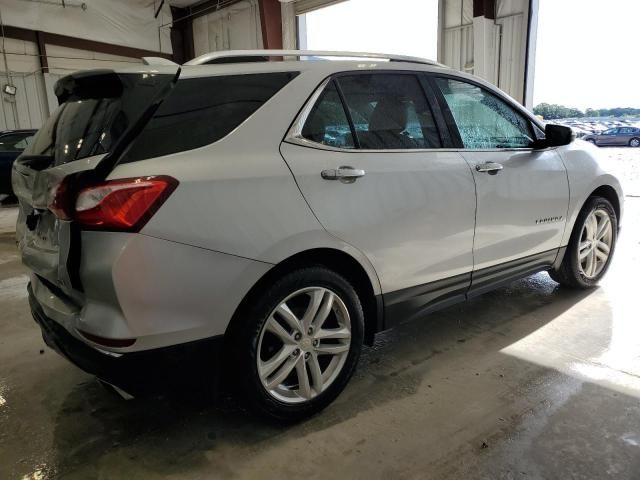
[{"left": 73, "top": 176, "right": 178, "bottom": 232}]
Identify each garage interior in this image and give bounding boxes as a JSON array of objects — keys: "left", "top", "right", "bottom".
[{"left": 1, "top": 0, "right": 639, "bottom": 478}]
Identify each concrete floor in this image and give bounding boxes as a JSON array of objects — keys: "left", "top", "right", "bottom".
[{"left": 1, "top": 150, "right": 640, "bottom": 479}]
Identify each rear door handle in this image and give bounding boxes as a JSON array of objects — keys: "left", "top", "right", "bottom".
[
  {"left": 475, "top": 162, "right": 503, "bottom": 175},
  {"left": 321, "top": 166, "right": 366, "bottom": 183}
]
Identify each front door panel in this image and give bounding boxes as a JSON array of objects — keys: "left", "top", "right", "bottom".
[
  {"left": 462, "top": 149, "right": 569, "bottom": 270},
  {"left": 280, "top": 143, "right": 477, "bottom": 294}
]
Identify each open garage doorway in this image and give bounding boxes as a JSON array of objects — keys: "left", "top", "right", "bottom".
[
  {"left": 532, "top": 0, "right": 640, "bottom": 196},
  {"left": 298, "top": 0, "right": 439, "bottom": 60}
]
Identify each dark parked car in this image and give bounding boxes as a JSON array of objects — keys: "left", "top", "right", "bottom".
[
  {"left": 583, "top": 126, "right": 640, "bottom": 147},
  {"left": 0, "top": 129, "right": 37, "bottom": 195}
]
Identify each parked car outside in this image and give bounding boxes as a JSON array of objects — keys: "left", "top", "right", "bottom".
[
  {"left": 0, "top": 129, "right": 37, "bottom": 196},
  {"left": 583, "top": 127, "right": 640, "bottom": 147},
  {"left": 13, "top": 51, "right": 624, "bottom": 421}
]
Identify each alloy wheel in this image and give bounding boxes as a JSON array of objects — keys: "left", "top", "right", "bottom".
[
  {"left": 257, "top": 287, "right": 352, "bottom": 404},
  {"left": 578, "top": 208, "right": 613, "bottom": 279},
  {"left": 630, "top": 138, "right": 640, "bottom": 147}
]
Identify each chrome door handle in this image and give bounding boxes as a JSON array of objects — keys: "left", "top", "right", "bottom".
[
  {"left": 321, "top": 166, "right": 366, "bottom": 183},
  {"left": 475, "top": 162, "right": 503, "bottom": 175}
]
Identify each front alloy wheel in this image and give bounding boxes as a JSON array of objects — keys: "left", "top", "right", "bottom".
[
  {"left": 257, "top": 287, "right": 351, "bottom": 403},
  {"left": 549, "top": 196, "right": 617, "bottom": 288},
  {"left": 577, "top": 208, "right": 613, "bottom": 279}
]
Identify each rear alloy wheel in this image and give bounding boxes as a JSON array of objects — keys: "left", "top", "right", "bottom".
[
  {"left": 549, "top": 196, "right": 617, "bottom": 288},
  {"left": 257, "top": 287, "right": 351, "bottom": 404},
  {"left": 629, "top": 137, "right": 640, "bottom": 147},
  {"left": 232, "top": 267, "right": 364, "bottom": 421}
]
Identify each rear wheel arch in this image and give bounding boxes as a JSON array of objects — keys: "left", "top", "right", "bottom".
[{"left": 226, "top": 248, "right": 381, "bottom": 346}]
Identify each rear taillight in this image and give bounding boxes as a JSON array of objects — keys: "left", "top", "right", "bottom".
[
  {"left": 48, "top": 175, "right": 177, "bottom": 232},
  {"left": 48, "top": 179, "right": 74, "bottom": 221}
]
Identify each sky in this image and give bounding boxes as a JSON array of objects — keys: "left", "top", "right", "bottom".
[
  {"left": 303, "top": 0, "right": 439, "bottom": 60},
  {"left": 534, "top": 0, "right": 640, "bottom": 110},
  {"left": 304, "top": 0, "right": 640, "bottom": 110}
]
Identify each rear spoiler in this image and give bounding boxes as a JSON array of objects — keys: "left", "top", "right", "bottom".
[
  {"left": 54, "top": 70, "right": 123, "bottom": 103},
  {"left": 142, "top": 57, "right": 178, "bottom": 66}
]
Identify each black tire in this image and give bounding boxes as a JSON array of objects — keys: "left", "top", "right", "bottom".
[
  {"left": 229, "top": 266, "right": 364, "bottom": 422},
  {"left": 629, "top": 137, "right": 640, "bottom": 148},
  {"left": 587, "top": 139, "right": 597, "bottom": 145},
  {"left": 549, "top": 196, "right": 617, "bottom": 288}
]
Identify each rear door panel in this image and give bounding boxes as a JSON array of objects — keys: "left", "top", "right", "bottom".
[
  {"left": 280, "top": 71, "right": 477, "bottom": 295},
  {"left": 280, "top": 143, "right": 477, "bottom": 293}
]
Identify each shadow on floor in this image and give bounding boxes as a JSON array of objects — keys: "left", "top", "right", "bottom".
[{"left": 43, "top": 273, "right": 612, "bottom": 478}]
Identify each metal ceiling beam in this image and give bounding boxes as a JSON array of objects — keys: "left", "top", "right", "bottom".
[{"left": 0, "top": 25, "right": 173, "bottom": 60}]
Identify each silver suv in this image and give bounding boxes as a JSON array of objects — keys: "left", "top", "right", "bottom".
[{"left": 14, "top": 50, "right": 623, "bottom": 421}]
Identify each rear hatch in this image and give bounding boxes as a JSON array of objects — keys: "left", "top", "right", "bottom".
[{"left": 13, "top": 67, "right": 179, "bottom": 303}]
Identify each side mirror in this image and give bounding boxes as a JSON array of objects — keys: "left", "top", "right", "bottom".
[{"left": 532, "top": 124, "right": 575, "bottom": 149}]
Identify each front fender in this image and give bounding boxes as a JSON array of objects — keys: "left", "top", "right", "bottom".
[{"left": 557, "top": 141, "right": 624, "bottom": 246}]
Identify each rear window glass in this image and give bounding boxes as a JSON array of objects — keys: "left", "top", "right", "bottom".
[
  {"left": 122, "top": 72, "right": 299, "bottom": 163},
  {"left": 25, "top": 73, "right": 175, "bottom": 166}
]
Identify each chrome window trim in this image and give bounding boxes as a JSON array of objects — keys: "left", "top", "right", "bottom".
[
  {"left": 284, "top": 135, "right": 539, "bottom": 154},
  {"left": 286, "top": 77, "right": 334, "bottom": 145},
  {"left": 284, "top": 74, "right": 543, "bottom": 154}
]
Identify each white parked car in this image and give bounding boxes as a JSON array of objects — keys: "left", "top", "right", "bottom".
[{"left": 13, "top": 50, "right": 623, "bottom": 421}]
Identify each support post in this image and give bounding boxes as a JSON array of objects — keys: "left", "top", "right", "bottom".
[
  {"left": 281, "top": 1, "right": 297, "bottom": 49},
  {"left": 472, "top": 0, "right": 498, "bottom": 83},
  {"left": 258, "top": 0, "right": 283, "bottom": 49},
  {"left": 524, "top": 0, "right": 539, "bottom": 109}
]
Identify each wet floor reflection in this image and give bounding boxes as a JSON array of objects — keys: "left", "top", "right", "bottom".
[{"left": 1, "top": 200, "right": 639, "bottom": 479}]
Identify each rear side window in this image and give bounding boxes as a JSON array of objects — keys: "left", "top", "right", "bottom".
[
  {"left": 123, "top": 72, "right": 299, "bottom": 162},
  {"left": 301, "top": 80, "right": 355, "bottom": 149},
  {"left": 435, "top": 78, "right": 534, "bottom": 149},
  {"left": 338, "top": 74, "right": 442, "bottom": 149}
]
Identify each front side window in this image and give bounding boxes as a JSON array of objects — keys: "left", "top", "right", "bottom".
[
  {"left": 301, "top": 80, "right": 355, "bottom": 149},
  {"left": 603, "top": 128, "right": 618, "bottom": 135},
  {"left": 338, "top": 74, "right": 442, "bottom": 149},
  {"left": 436, "top": 78, "right": 534, "bottom": 149}
]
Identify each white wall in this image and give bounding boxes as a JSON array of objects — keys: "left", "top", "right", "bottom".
[
  {"left": 45, "top": 44, "right": 143, "bottom": 75},
  {"left": 0, "top": 39, "right": 148, "bottom": 130},
  {"left": 0, "top": 0, "right": 165, "bottom": 129},
  {"left": 441, "top": 0, "right": 529, "bottom": 103},
  {"left": 0, "top": 0, "right": 173, "bottom": 54},
  {"left": 192, "top": 0, "right": 263, "bottom": 56},
  {"left": 0, "top": 38, "right": 49, "bottom": 130}
]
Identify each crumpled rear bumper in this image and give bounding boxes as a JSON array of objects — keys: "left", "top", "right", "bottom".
[{"left": 28, "top": 282, "right": 224, "bottom": 396}]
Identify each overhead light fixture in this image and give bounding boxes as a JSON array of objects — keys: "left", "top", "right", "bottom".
[{"left": 3, "top": 84, "right": 17, "bottom": 96}]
